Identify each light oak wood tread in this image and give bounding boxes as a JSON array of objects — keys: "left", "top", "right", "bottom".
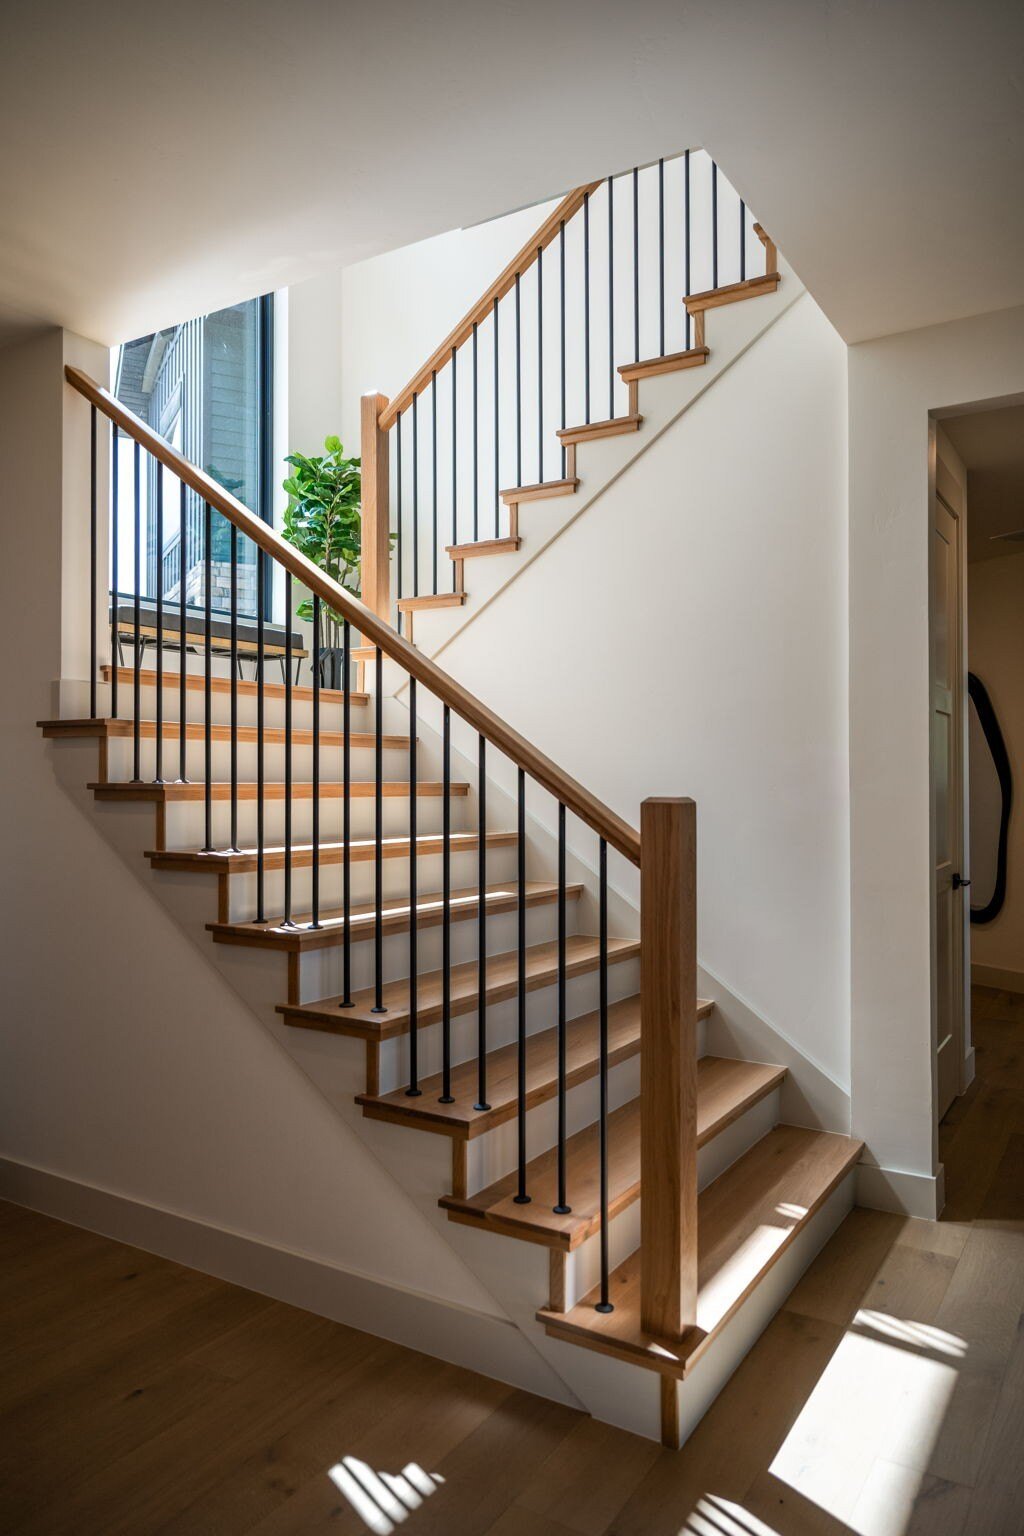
[
  {"left": 356, "top": 995, "right": 715, "bottom": 1140},
  {"left": 556, "top": 415, "right": 643, "bottom": 445},
  {"left": 39, "top": 718, "right": 410, "bottom": 750},
  {"left": 618, "top": 348, "right": 710, "bottom": 382},
  {"left": 101, "top": 665, "right": 368, "bottom": 707},
  {"left": 90, "top": 780, "right": 467, "bottom": 804},
  {"left": 278, "top": 933, "right": 639, "bottom": 1042},
  {"left": 446, "top": 536, "right": 521, "bottom": 560},
  {"left": 500, "top": 478, "right": 578, "bottom": 506},
  {"left": 396, "top": 593, "right": 466, "bottom": 613},
  {"left": 440, "top": 1055, "right": 782, "bottom": 1250},
  {"left": 537, "top": 1125, "right": 863, "bottom": 1377},
  {"left": 684, "top": 272, "right": 781, "bottom": 313},
  {"left": 209, "top": 879, "right": 579, "bottom": 954},
  {"left": 147, "top": 830, "right": 518, "bottom": 877}
]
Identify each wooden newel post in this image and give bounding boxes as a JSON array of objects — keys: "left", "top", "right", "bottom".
[
  {"left": 360, "top": 392, "right": 391, "bottom": 624},
  {"left": 640, "top": 796, "right": 698, "bottom": 1340}
]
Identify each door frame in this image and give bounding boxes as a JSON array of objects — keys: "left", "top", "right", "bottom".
[{"left": 928, "top": 419, "right": 972, "bottom": 1135}]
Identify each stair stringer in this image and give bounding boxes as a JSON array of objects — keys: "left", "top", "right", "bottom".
[{"left": 404, "top": 254, "right": 805, "bottom": 664}]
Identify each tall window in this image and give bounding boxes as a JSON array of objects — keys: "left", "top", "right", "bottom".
[{"left": 112, "top": 294, "right": 273, "bottom": 618}]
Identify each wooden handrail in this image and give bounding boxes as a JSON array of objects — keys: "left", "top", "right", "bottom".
[
  {"left": 68, "top": 365, "right": 641, "bottom": 865},
  {"left": 378, "top": 181, "right": 603, "bottom": 432}
]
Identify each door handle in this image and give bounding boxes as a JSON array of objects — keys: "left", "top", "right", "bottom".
[{"left": 952, "top": 873, "right": 971, "bottom": 890}]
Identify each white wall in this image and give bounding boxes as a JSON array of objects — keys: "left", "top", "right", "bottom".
[
  {"left": 412, "top": 293, "right": 852, "bottom": 1092},
  {"left": 0, "top": 329, "right": 521, "bottom": 1338},
  {"left": 968, "top": 549, "right": 1024, "bottom": 987},
  {"left": 849, "top": 302, "right": 1024, "bottom": 1215}
]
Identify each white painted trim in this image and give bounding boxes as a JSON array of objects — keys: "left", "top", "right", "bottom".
[
  {"left": 855, "top": 1159, "right": 945, "bottom": 1219},
  {"left": 970, "top": 962, "right": 1024, "bottom": 996},
  {"left": 0, "top": 1154, "right": 581, "bottom": 1407}
]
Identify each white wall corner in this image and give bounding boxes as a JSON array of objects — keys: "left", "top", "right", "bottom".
[{"left": 855, "top": 1159, "right": 945, "bottom": 1220}]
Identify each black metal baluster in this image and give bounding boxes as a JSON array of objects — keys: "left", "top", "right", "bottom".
[
  {"left": 513, "top": 768, "right": 530, "bottom": 1204},
  {"left": 658, "top": 157, "right": 666, "bottom": 357},
  {"left": 406, "top": 676, "right": 420, "bottom": 1091},
  {"left": 203, "top": 503, "right": 212, "bottom": 852},
  {"left": 310, "top": 594, "right": 321, "bottom": 929},
  {"left": 472, "top": 322, "right": 479, "bottom": 541},
  {"left": 451, "top": 345, "right": 457, "bottom": 566},
  {"left": 607, "top": 176, "right": 615, "bottom": 420},
  {"left": 282, "top": 570, "right": 294, "bottom": 925},
  {"left": 412, "top": 392, "right": 420, "bottom": 598},
  {"left": 256, "top": 547, "right": 266, "bottom": 923},
  {"left": 431, "top": 370, "right": 438, "bottom": 595},
  {"left": 595, "top": 837, "right": 613, "bottom": 1313},
  {"left": 341, "top": 617, "right": 353, "bottom": 1005},
  {"left": 515, "top": 272, "right": 522, "bottom": 488},
  {"left": 537, "top": 246, "right": 544, "bottom": 484},
  {"left": 583, "top": 192, "right": 591, "bottom": 424},
  {"left": 154, "top": 464, "right": 164, "bottom": 782},
  {"left": 684, "top": 149, "right": 692, "bottom": 349},
  {"left": 110, "top": 420, "right": 118, "bottom": 720},
  {"left": 739, "top": 197, "right": 746, "bottom": 281},
  {"left": 371, "top": 646, "right": 385, "bottom": 1013},
  {"left": 439, "top": 703, "right": 453, "bottom": 1101},
  {"left": 229, "top": 524, "right": 239, "bottom": 852},
  {"left": 633, "top": 167, "right": 640, "bottom": 363},
  {"left": 89, "top": 406, "right": 97, "bottom": 718},
  {"left": 474, "top": 733, "right": 489, "bottom": 1111},
  {"left": 493, "top": 295, "right": 500, "bottom": 536},
  {"left": 132, "top": 442, "right": 141, "bottom": 782},
  {"left": 396, "top": 412, "right": 403, "bottom": 632},
  {"left": 712, "top": 160, "right": 719, "bottom": 289},
  {"left": 177, "top": 481, "right": 188, "bottom": 781},
  {"left": 559, "top": 220, "right": 566, "bottom": 478},
  {"left": 554, "top": 801, "right": 570, "bottom": 1214}
]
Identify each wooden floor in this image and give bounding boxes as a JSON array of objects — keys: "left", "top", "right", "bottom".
[{"left": 2, "top": 986, "right": 1021, "bottom": 1535}]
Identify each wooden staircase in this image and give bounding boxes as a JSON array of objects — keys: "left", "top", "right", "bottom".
[{"left": 41, "top": 160, "right": 862, "bottom": 1449}]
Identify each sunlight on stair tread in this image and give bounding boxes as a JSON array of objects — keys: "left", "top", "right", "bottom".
[{"left": 327, "top": 1458, "right": 444, "bottom": 1535}]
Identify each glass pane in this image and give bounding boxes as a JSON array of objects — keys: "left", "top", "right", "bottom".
[{"left": 112, "top": 298, "right": 268, "bottom": 619}]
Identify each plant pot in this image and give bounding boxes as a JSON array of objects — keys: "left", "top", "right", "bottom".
[{"left": 318, "top": 646, "right": 347, "bottom": 691}]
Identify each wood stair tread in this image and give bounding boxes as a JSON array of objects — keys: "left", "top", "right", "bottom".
[
  {"left": 500, "top": 477, "right": 578, "bottom": 505},
  {"left": 440, "top": 1055, "right": 783, "bottom": 1249},
  {"left": 396, "top": 593, "right": 467, "bottom": 612},
  {"left": 40, "top": 718, "right": 410, "bottom": 750},
  {"left": 278, "top": 934, "right": 640, "bottom": 1041},
  {"left": 147, "top": 830, "right": 518, "bottom": 877},
  {"left": 90, "top": 780, "right": 468, "bottom": 803},
  {"left": 446, "top": 536, "right": 521, "bottom": 559},
  {"left": 101, "top": 665, "right": 367, "bottom": 707},
  {"left": 556, "top": 415, "right": 642, "bottom": 445},
  {"left": 538, "top": 1125, "right": 863, "bottom": 1376},
  {"left": 684, "top": 272, "right": 781, "bottom": 313},
  {"left": 618, "top": 348, "right": 710, "bottom": 382},
  {"left": 209, "top": 879, "right": 580, "bottom": 953},
  {"left": 355, "top": 994, "right": 714, "bottom": 1139}
]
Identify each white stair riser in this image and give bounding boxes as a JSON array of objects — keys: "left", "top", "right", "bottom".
[
  {"left": 296, "top": 899, "right": 577, "bottom": 1005},
  {"left": 221, "top": 842, "right": 521, "bottom": 922},
  {"left": 562, "top": 1085, "right": 780, "bottom": 1310},
  {"left": 159, "top": 792, "right": 466, "bottom": 850},
  {"left": 374, "top": 957, "right": 641, "bottom": 1096},
  {"left": 102, "top": 736, "right": 411, "bottom": 783}
]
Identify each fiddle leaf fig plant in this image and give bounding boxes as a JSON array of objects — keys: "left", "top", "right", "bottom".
[{"left": 281, "top": 435, "right": 361, "bottom": 645}]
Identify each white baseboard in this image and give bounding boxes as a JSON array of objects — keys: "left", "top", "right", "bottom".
[
  {"left": 0, "top": 1155, "right": 580, "bottom": 1408},
  {"left": 856, "top": 1160, "right": 945, "bottom": 1219},
  {"left": 971, "top": 962, "right": 1024, "bottom": 996}
]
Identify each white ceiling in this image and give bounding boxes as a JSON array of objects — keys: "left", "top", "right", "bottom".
[
  {"left": 2, "top": 1, "right": 1023, "bottom": 349},
  {"left": 944, "top": 403, "right": 1024, "bottom": 562}
]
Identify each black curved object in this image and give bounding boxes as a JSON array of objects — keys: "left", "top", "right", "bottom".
[{"left": 968, "top": 671, "right": 1013, "bottom": 925}]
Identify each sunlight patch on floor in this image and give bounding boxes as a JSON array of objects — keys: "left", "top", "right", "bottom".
[
  {"left": 765, "top": 1311, "right": 965, "bottom": 1532},
  {"left": 327, "top": 1458, "right": 445, "bottom": 1535}
]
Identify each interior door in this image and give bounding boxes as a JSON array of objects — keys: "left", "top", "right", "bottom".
[{"left": 931, "top": 485, "right": 964, "bottom": 1120}]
